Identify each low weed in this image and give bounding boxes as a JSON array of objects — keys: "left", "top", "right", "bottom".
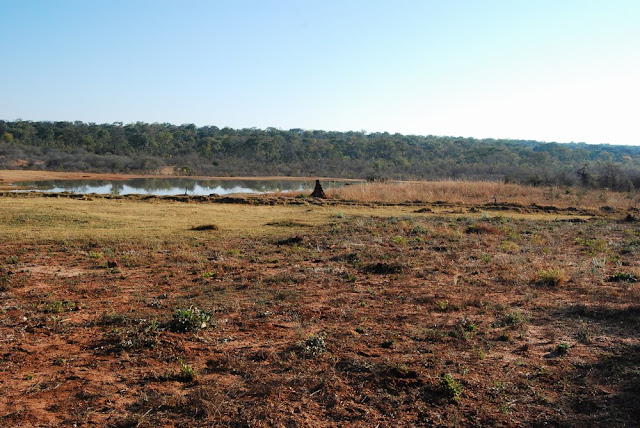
[
  {"left": 201, "top": 271, "right": 217, "bottom": 279},
  {"left": 434, "top": 299, "right": 459, "bottom": 312},
  {"left": 36, "top": 300, "right": 77, "bottom": 313},
  {"left": 439, "top": 373, "right": 463, "bottom": 402},
  {"left": 0, "top": 266, "right": 11, "bottom": 291},
  {"left": 451, "top": 318, "right": 478, "bottom": 341},
  {"left": 556, "top": 343, "right": 571, "bottom": 356},
  {"left": 296, "top": 333, "right": 327, "bottom": 358},
  {"left": 575, "top": 237, "right": 607, "bottom": 255},
  {"left": 97, "top": 311, "right": 126, "bottom": 326},
  {"left": 170, "top": 306, "right": 213, "bottom": 332},
  {"left": 177, "top": 357, "right": 198, "bottom": 382},
  {"left": 493, "top": 310, "right": 529, "bottom": 328},
  {"left": 104, "top": 319, "right": 160, "bottom": 352},
  {"left": 608, "top": 272, "right": 638, "bottom": 282},
  {"left": 466, "top": 223, "right": 499, "bottom": 234},
  {"left": 392, "top": 236, "right": 408, "bottom": 245}
]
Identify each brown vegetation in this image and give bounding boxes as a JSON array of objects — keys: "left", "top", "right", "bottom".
[{"left": 330, "top": 180, "right": 640, "bottom": 211}]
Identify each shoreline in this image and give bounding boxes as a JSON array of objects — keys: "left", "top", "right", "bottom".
[{"left": 0, "top": 169, "right": 362, "bottom": 189}]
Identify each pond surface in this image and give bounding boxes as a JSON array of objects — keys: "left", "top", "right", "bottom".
[{"left": 13, "top": 178, "right": 352, "bottom": 196}]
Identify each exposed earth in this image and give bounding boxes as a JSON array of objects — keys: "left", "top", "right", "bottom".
[{"left": 0, "top": 170, "right": 639, "bottom": 427}]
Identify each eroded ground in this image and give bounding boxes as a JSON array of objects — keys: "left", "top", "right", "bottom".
[{"left": 1, "top": 197, "right": 639, "bottom": 427}]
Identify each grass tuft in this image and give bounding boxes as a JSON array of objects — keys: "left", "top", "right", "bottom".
[{"left": 537, "top": 269, "right": 567, "bottom": 287}]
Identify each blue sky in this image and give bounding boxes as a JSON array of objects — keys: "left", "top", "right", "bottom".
[{"left": 1, "top": 0, "right": 639, "bottom": 144}]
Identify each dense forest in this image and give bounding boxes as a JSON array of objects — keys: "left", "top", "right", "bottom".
[{"left": 2, "top": 120, "right": 640, "bottom": 190}]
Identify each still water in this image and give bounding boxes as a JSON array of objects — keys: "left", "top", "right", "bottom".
[{"left": 14, "top": 178, "right": 351, "bottom": 196}]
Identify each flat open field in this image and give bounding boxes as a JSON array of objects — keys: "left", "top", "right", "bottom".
[{"left": 1, "top": 174, "right": 640, "bottom": 426}]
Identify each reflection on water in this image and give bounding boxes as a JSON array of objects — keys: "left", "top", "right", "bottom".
[{"left": 14, "top": 178, "right": 352, "bottom": 196}]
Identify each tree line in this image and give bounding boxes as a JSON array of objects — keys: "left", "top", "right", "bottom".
[{"left": 1, "top": 120, "right": 640, "bottom": 190}]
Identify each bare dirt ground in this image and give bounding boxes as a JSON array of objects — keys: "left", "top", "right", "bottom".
[{"left": 1, "top": 173, "right": 639, "bottom": 427}]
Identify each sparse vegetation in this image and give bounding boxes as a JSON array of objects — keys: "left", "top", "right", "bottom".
[{"left": 1, "top": 182, "right": 639, "bottom": 427}]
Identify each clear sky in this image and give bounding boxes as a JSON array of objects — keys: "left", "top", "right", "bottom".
[{"left": 1, "top": 0, "right": 639, "bottom": 145}]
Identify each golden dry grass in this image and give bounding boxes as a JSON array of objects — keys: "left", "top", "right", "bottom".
[
  {"left": 329, "top": 180, "right": 640, "bottom": 210},
  {"left": 0, "top": 196, "right": 423, "bottom": 243},
  {"left": 0, "top": 193, "right": 598, "bottom": 244}
]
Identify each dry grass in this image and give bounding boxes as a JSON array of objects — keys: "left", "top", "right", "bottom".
[
  {"left": 0, "top": 196, "right": 423, "bottom": 243},
  {"left": 329, "top": 180, "right": 640, "bottom": 210}
]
